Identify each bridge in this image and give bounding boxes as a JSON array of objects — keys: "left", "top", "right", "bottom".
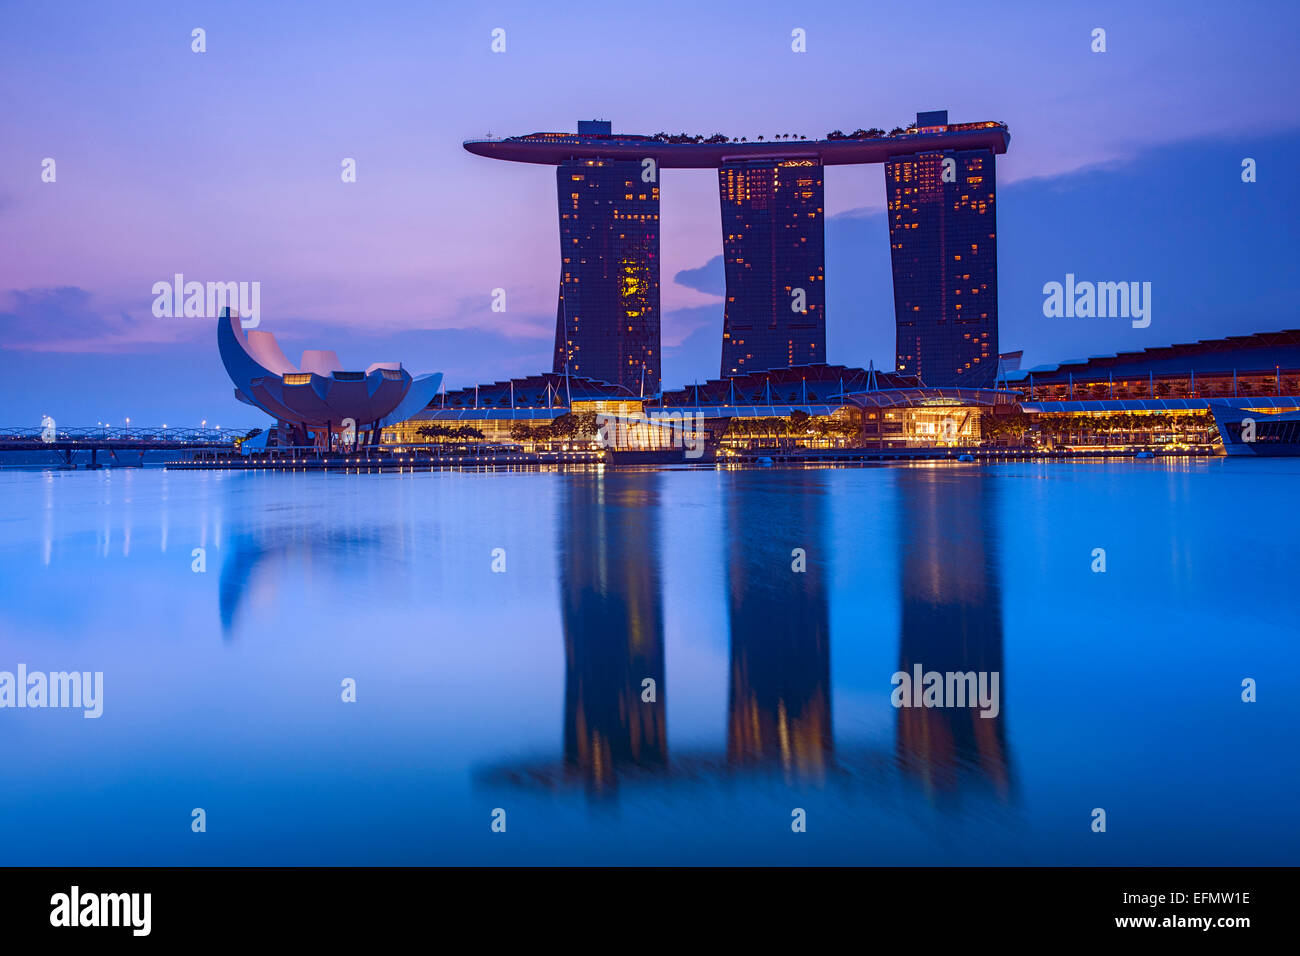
[{"left": 0, "top": 426, "right": 240, "bottom": 468}]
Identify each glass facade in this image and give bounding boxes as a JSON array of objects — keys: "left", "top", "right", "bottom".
[
  {"left": 887, "top": 149, "right": 998, "bottom": 387},
  {"left": 554, "top": 159, "right": 661, "bottom": 396},
  {"left": 719, "top": 160, "right": 826, "bottom": 377}
]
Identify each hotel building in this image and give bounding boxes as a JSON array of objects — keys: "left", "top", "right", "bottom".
[
  {"left": 886, "top": 112, "right": 999, "bottom": 387},
  {"left": 464, "top": 113, "right": 1010, "bottom": 390},
  {"left": 554, "top": 124, "right": 661, "bottom": 395},
  {"left": 719, "top": 160, "right": 826, "bottom": 376}
]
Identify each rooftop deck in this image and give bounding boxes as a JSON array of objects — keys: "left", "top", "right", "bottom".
[{"left": 465, "top": 123, "right": 1010, "bottom": 168}]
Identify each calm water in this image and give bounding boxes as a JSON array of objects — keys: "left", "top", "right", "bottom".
[{"left": 0, "top": 461, "right": 1296, "bottom": 865}]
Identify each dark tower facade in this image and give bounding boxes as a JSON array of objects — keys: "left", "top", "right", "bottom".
[
  {"left": 554, "top": 158, "right": 661, "bottom": 396},
  {"left": 718, "top": 160, "right": 826, "bottom": 377},
  {"left": 886, "top": 137, "right": 998, "bottom": 387}
]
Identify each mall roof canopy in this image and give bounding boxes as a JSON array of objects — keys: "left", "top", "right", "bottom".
[
  {"left": 1000, "top": 329, "right": 1300, "bottom": 385},
  {"left": 418, "top": 408, "right": 575, "bottom": 422},
  {"left": 660, "top": 364, "right": 921, "bottom": 407},
  {"left": 423, "top": 404, "right": 852, "bottom": 420},
  {"left": 847, "top": 387, "right": 1020, "bottom": 409},
  {"left": 1019, "top": 397, "right": 1300, "bottom": 413},
  {"left": 430, "top": 372, "right": 634, "bottom": 411},
  {"left": 653, "top": 404, "right": 844, "bottom": 418}
]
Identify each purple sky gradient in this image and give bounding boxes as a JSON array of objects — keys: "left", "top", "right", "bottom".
[{"left": 2, "top": 0, "right": 1298, "bottom": 424}]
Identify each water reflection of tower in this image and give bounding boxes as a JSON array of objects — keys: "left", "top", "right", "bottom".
[
  {"left": 557, "top": 473, "right": 668, "bottom": 791},
  {"left": 724, "top": 474, "right": 833, "bottom": 779},
  {"left": 895, "top": 471, "right": 1013, "bottom": 800}
]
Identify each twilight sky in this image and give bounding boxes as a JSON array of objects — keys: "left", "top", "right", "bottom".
[{"left": 2, "top": 0, "right": 1298, "bottom": 426}]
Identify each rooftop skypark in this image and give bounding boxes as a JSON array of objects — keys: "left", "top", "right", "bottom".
[{"left": 464, "top": 115, "right": 1010, "bottom": 168}]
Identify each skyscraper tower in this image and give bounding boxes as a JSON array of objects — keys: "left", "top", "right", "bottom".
[
  {"left": 554, "top": 141, "right": 660, "bottom": 395},
  {"left": 718, "top": 159, "right": 826, "bottom": 377},
  {"left": 886, "top": 112, "right": 999, "bottom": 387}
]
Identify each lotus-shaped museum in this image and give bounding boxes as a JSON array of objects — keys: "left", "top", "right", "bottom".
[{"left": 218, "top": 309, "right": 442, "bottom": 448}]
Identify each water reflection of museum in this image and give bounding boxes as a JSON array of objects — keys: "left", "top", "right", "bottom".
[{"left": 500, "top": 470, "right": 1013, "bottom": 802}]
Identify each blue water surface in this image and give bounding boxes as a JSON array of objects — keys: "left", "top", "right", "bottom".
[{"left": 0, "top": 460, "right": 1295, "bottom": 865}]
